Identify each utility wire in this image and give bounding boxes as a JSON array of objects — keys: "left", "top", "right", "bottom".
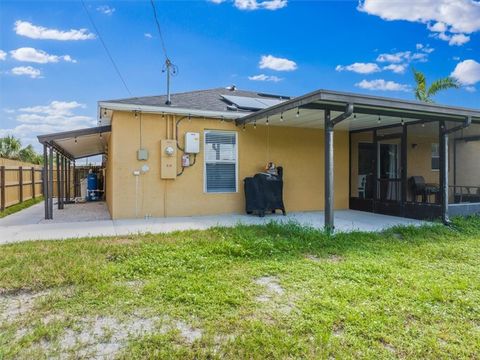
[
  {"left": 149, "top": 0, "right": 178, "bottom": 76},
  {"left": 81, "top": 0, "right": 133, "bottom": 97},
  {"left": 149, "top": 0, "right": 169, "bottom": 61}
]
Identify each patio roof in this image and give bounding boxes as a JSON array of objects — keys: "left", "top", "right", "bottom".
[
  {"left": 37, "top": 125, "right": 111, "bottom": 160},
  {"left": 235, "top": 89, "right": 480, "bottom": 131}
]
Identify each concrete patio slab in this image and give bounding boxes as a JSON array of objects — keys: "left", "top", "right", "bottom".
[{"left": 0, "top": 201, "right": 428, "bottom": 245}]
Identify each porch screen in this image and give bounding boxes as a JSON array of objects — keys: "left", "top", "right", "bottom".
[{"left": 204, "top": 130, "right": 237, "bottom": 193}]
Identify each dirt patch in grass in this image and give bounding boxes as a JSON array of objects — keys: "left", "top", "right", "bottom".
[
  {"left": 0, "top": 289, "right": 52, "bottom": 323},
  {"left": 8, "top": 297, "right": 203, "bottom": 358},
  {"left": 54, "top": 314, "right": 160, "bottom": 358},
  {"left": 174, "top": 320, "right": 203, "bottom": 344},
  {"left": 254, "top": 276, "right": 284, "bottom": 302},
  {"left": 253, "top": 276, "right": 296, "bottom": 316}
]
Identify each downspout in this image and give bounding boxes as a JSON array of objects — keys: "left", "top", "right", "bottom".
[
  {"left": 324, "top": 103, "right": 354, "bottom": 233},
  {"left": 440, "top": 116, "right": 472, "bottom": 225}
]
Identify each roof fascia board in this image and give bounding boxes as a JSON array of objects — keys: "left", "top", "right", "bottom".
[
  {"left": 98, "top": 102, "right": 249, "bottom": 120},
  {"left": 236, "top": 89, "right": 480, "bottom": 125},
  {"left": 318, "top": 91, "right": 480, "bottom": 118},
  {"left": 38, "top": 125, "right": 112, "bottom": 144}
]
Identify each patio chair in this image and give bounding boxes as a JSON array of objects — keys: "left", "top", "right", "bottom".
[
  {"left": 358, "top": 175, "right": 367, "bottom": 199},
  {"left": 409, "top": 176, "right": 439, "bottom": 203}
]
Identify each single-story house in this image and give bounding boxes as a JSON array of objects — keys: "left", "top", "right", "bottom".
[{"left": 38, "top": 87, "right": 480, "bottom": 229}]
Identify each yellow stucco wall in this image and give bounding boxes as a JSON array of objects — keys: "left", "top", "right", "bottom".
[
  {"left": 105, "top": 111, "right": 349, "bottom": 219},
  {"left": 105, "top": 121, "right": 114, "bottom": 216}
]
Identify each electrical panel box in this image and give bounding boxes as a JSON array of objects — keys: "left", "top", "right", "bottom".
[
  {"left": 137, "top": 148, "right": 148, "bottom": 161},
  {"left": 185, "top": 132, "right": 200, "bottom": 154},
  {"left": 160, "top": 139, "right": 177, "bottom": 179}
]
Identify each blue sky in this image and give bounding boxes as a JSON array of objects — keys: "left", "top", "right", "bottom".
[{"left": 1, "top": 0, "right": 479, "bottom": 150}]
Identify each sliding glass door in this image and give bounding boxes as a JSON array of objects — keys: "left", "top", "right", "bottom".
[{"left": 377, "top": 139, "right": 401, "bottom": 202}]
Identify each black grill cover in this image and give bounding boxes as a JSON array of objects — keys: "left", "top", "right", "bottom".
[{"left": 244, "top": 167, "right": 286, "bottom": 217}]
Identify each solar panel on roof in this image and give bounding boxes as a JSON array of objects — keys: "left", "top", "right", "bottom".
[
  {"left": 255, "top": 98, "right": 286, "bottom": 107},
  {"left": 221, "top": 95, "right": 285, "bottom": 111}
]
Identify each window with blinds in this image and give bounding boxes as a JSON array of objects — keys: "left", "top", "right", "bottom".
[{"left": 204, "top": 130, "right": 237, "bottom": 193}]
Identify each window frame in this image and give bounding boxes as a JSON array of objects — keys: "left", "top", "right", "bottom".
[
  {"left": 203, "top": 130, "right": 238, "bottom": 194},
  {"left": 431, "top": 143, "right": 440, "bottom": 171}
]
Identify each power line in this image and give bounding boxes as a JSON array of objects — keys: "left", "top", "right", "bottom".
[
  {"left": 149, "top": 0, "right": 169, "bottom": 61},
  {"left": 149, "top": 0, "right": 178, "bottom": 104},
  {"left": 81, "top": 0, "right": 133, "bottom": 97}
]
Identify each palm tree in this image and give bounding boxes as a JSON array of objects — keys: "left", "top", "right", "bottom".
[
  {"left": 0, "top": 135, "right": 22, "bottom": 159},
  {"left": 412, "top": 68, "right": 459, "bottom": 103}
]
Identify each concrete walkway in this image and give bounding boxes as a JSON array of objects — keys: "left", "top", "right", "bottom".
[{"left": 0, "top": 201, "right": 427, "bottom": 245}]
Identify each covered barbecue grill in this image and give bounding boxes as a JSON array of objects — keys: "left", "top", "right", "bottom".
[{"left": 244, "top": 167, "right": 286, "bottom": 217}]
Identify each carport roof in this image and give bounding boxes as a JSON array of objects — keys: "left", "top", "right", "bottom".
[{"left": 37, "top": 125, "right": 111, "bottom": 160}]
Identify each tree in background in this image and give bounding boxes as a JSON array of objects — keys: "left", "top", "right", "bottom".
[
  {"left": 0, "top": 135, "right": 21, "bottom": 159},
  {"left": 18, "top": 144, "right": 43, "bottom": 164},
  {"left": 0, "top": 135, "right": 43, "bottom": 164},
  {"left": 412, "top": 68, "right": 459, "bottom": 103}
]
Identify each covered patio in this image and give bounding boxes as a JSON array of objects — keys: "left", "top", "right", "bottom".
[{"left": 236, "top": 90, "right": 480, "bottom": 230}]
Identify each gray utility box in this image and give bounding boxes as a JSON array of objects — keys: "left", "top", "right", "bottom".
[{"left": 137, "top": 148, "right": 149, "bottom": 160}]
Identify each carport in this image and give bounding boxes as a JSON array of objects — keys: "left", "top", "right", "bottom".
[{"left": 37, "top": 125, "right": 111, "bottom": 220}]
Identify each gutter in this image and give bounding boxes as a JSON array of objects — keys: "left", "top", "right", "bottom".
[
  {"left": 98, "top": 101, "right": 249, "bottom": 120},
  {"left": 442, "top": 116, "right": 472, "bottom": 135}
]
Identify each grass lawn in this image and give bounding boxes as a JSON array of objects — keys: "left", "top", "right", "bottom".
[
  {"left": 1, "top": 217, "right": 479, "bottom": 359},
  {"left": 0, "top": 197, "right": 43, "bottom": 219}
]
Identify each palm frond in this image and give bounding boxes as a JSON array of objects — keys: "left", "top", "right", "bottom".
[
  {"left": 427, "top": 77, "right": 460, "bottom": 97},
  {"left": 412, "top": 68, "right": 427, "bottom": 101}
]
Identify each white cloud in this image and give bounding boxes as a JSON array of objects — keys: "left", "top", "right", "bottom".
[
  {"left": 14, "top": 20, "right": 95, "bottom": 41},
  {"left": 209, "top": 0, "right": 226, "bottom": 3},
  {"left": 0, "top": 50, "right": 6, "bottom": 61},
  {"left": 11, "top": 66, "right": 42, "bottom": 78},
  {"left": 416, "top": 43, "right": 434, "bottom": 54},
  {"left": 451, "top": 59, "right": 480, "bottom": 86},
  {"left": 144, "top": 33, "right": 153, "bottom": 38},
  {"left": 465, "top": 86, "right": 476, "bottom": 92},
  {"left": 376, "top": 51, "right": 409, "bottom": 63},
  {"left": 0, "top": 101, "right": 96, "bottom": 151},
  {"left": 97, "top": 5, "right": 115, "bottom": 15},
  {"left": 260, "top": 0, "right": 287, "bottom": 10},
  {"left": 335, "top": 62, "right": 380, "bottom": 74},
  {"left": 231, "top": 0, "right": 287, "bottom": 10},
  {"left": 259, "top": 55, "right": 297, "bottom": 71},
  {"left": 383, "top": 64, "right": 407, "bottom": 74},
  {"left": 248, "top": 74, "right": 283, "bottom": 82},
  {"left": 376, "top": 50, "right": 429, "bottom": 64},
  {"left": 449, "top": 34, "right": 471, "bottom": 46},
  {"left": 358, "top": 0, "right": 480, "bottom": 46},
  {"left": 10, "top": 47, "right": 76, "bottom": 64},
  {"left": 19, "top": 101, "right": 86, "bottom": 116},
  {"left": 428, "top": 22, "right": 448, "bottom": 33},
  {"left": 355, "top": 79, "right": 410, "bottom": 92},
  {"left": 431, "top": 31, "right": 470, "bottom": 46}
]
